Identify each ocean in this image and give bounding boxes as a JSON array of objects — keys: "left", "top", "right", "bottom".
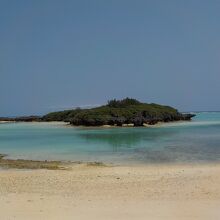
[{"left": 0, "top": 112, "right": 220, "bottom": 165}]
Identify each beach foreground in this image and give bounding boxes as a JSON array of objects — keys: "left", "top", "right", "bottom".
[{"left": 0, "top": 163, "right": 220, "bottom": 220}]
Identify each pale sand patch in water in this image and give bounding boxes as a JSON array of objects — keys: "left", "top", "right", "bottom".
[{"left": 0, "top": 163, "right": 220, "bottom": 220}]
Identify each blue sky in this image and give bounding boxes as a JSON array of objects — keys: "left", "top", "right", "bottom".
[{"left": 1, "top": 0, "right": 220, "bottom": 116}]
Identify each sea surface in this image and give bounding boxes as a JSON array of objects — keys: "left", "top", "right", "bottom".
[{"left": 0, "top": 112, "right": 220, "bottom": 165}]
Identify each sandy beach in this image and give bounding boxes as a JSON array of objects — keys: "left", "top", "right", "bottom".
[{"left": 0, "top": 163, "right": 220, "bottom": 220}]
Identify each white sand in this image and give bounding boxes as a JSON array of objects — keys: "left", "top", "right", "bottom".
[{"left": 0, "top": 163, "right": 220, "bottom": 220}]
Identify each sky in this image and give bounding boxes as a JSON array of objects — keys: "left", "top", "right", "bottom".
[{"left": 1, "top": 0, "right": 220, "bottom": 116}]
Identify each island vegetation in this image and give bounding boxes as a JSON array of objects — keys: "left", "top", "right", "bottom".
[
  {"left": 42, "top": 98, "right": 195, "bottom": 126},
  {"left": 0, "top": 98, "right": 195, "bottom": 126}
]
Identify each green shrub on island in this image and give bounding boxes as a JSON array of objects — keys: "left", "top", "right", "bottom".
[
  {"left": 42, "top": 108, "right": 82, "bottom": 122},
  {"left": 42, "top": 98, "right": 195, "bottom": 126},
  {"left": 107, "top": 98, "right": 141, "bottom": 107}
]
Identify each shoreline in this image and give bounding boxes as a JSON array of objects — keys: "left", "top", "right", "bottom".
[
  {"left": 0, "top": 119, "right": 193, "bottom": 128},
  {"left": 1, "top": 153, "right": 220, "bottom": 170}
]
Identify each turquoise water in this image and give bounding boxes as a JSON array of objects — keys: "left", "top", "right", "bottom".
[{"left": 0, "top": 112, "right": 220, "bottom": 164}]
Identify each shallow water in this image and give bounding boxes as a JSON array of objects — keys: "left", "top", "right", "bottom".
[{"left": 0, "top": 112, "right": 220, "bottom": 165}]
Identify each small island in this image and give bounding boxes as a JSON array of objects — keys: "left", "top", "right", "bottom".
[
  {"left": 42, "top": 98, "right": 195, "bottom": 126},
  {"left": 0, "top": 98, "right": 195, "bottom": 126}
]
